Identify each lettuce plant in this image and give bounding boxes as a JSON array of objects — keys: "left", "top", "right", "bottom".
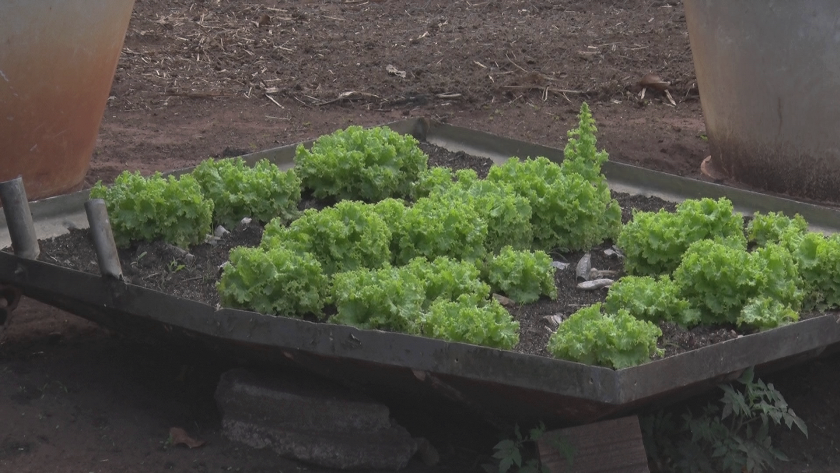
[
  {"left": 396, "top": 194, "right": 488, "bottom": 264},
  {"left": 785, "top": 232, "right": 840, "bottom": 310},
  {"left": 371, "top": 198, "right": 408, "bottom": 263},
  {"left": 485, "top": 246, "right": 557, "bottom": 304},
  {"left": 604, "top": 275, "right": 700, "bottom": 327},
  {"left": 618, "top": 197, "right": 747, "bottom": 276},
  {"left": 217, "top": 246, "right": 328, "bottom": 318},
  {"left": 411, "top": 166, "right": 455, "bottom": 200},
  {"left": 433, "top": 174, "right": 534, "bottom": 254},
  {"left": 487, "top": 156, "right": 620, "bottom": 252},
  {"left": 561, "top": 102, "right": 609, "bottom": 187},
  {"left": 746, "top": 211, "right": 808, "bottom": 247},
  {"left": 329, "top": 257, "right": 512, "bottom": 348},
  {"left": 192, "top": 157, "right": 301, "bottom": 228},
  {"left": 330, "top": 265, "right": 425, "bottom": 333},
  {"left": 294, "top": 125, "right": 428, "bottom": 202},
  {"left": 738, "top": 296, "right": 798, "bottom": 331},
  {"left": 673, "top": 239, "right": 802, "bottom": 328},
  {"left": 90, "top": 171, "right": 213, "bottom": 248},
  {"left": 403, "top": 256, "right": 490, "bottom": 309},
  {"left": 421, "top": 295, "right": 519, "bottom": 350},
  {"left": 485, "top": 103, "right": 621, "bottom": 253},
  {"left": 546, "top": 303, "right": 663, "bottom": 369},
  {"left": 261, "top": 200, "right": 392, "bottom": 275}
]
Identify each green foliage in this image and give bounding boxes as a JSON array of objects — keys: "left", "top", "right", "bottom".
[
  {"left": 673, "top": 239, "right": 802, "bottom": 328},
  {"left": 434, "top": 177, "right": 534, "bottom": 254},
  {"left": 329, "top": 258, "right": 514, "bottom": 349},
  {"left": 89, "top": 171, "right": 213, "bottom": 248},
  {"left": 370, "top": 197, "right": 407, "bottom": 228},
  {"left": 396, "top": 195, "right": 488, "bottom": 264},
  {"left": 371, "top": 198, "right": 408, "bottom": 263},
  {"left": 641, "top": 367, "right": 808, "bottom": 473},
  {"left": 422, "top": 295, "right": 519, "bottom": 349},
  {"left": 746, "top": 212, "right": 808, "bottom": 247},
  {"left": 618, "top": 197, "right": 747, "bottom": 276},
  {"left": 484, "top": 103, "right": 620, "bottom": 252},
  {"left": 294, "top": 125, "right": 428, "bottom": 202},
  {"left": 403, "top": 256, "right": 490, "bottom": 309},
  {"left": 411, "top": 166, "right": 455, "bottom": 200},
  {"left": 483, "top": 424, "right": 552, "bottom": 473},
  {"left": 487, "top": 156, "right": 620, "bottom": 252},
  {"left": 604, "top": 275, "right": 700, "bottom": 327},
  {"left": 485, "top": 246, "right": 557, "bottom": 304},
  {"left": 330, "top": 265, "right": 425, "bottom": 334},
  {"left": 738, "top": 297, "right": 798, "bottom": 331},
  {"left": 546, "top": 303, "right": 663, "bottom": 369},
  {"left": 783, "top": 232, "right": 840, "bottom": 310},
  {"left": 261, "top": 200, "right": 392, "bottom": 275},
  {"left": 192, "top": 157, "right": 301, "bottom": 228},
  {"left": 217, "top": 246, "right": 328, "bottom": 318},
  {"left": 561, "top": 102, "right": 609, "bottom": 187}
]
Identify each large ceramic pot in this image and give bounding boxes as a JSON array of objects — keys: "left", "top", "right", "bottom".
[
  {"left": 684, "top": 0, "right": 840, "bottom": 203},
  {"left": 0, "top": 0, "right": 136, "bottom": 201}
]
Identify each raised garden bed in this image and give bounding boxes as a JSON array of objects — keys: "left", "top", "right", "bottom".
[
  {"left": 3, "top": 116, "right": 840, "bottom": 427},
  {"left": 35, "top": 142, "right": 749, "bottom": 361}
]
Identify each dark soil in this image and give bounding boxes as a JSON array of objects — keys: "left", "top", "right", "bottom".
[{"left": 34, "top": 143, "right": 740, "bottom": 362}]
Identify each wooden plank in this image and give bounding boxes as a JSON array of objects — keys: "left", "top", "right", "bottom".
[{"left": 537, "top": 416, "right": 649, "bottom": 473}]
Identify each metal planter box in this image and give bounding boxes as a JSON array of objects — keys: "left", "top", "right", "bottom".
[{"left": 2, "top": 118, "right": 839, "bottom": 427}]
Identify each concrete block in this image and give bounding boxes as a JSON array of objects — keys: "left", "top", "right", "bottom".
[{"left": 215, "top": 368, "right": 422, "bottom": 470}]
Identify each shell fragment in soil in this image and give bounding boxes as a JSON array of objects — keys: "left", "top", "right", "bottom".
[
  {"left": 577, "top": 279, "right": 614, "bottom": 290},
  {"left": 552, "top": 261, "right": 570, "bottom": 271},
  {"left": 588, "top": 268, "right": 619, "bottom": 280},
  {"left": 214, "top": 225, "right": 230, "bottom": 238},
  {"left": 604, "top": 246, "right": 625, "bottom": 258},
  {"left": 575, "top": 253, "right": 592, "bottom": 280},
  {"left": 541, "top": 314, "right": 563, "bottom": 330}
]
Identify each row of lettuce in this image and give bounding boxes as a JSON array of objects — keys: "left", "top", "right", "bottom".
[{"left": 89, "top": 104, "right": 840, "bottom": 370}]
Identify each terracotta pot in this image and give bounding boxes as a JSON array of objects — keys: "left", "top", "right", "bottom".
[
  {"left": 0, "top": 0, "right": 136, "bottom": 201},
  {"left": 684, "top": 0, "right": 840, "bottom": 203}
]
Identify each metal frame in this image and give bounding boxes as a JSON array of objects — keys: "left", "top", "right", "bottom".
[{"left": 2, "top": 118, "right": 839, "bottom": 426}]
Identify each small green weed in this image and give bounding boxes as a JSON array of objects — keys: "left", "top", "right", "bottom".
[
  {"left": 642, "top": 367, "right": 807, "bottom": 473},
  {"left": 483, "top": 423, "right": 569, "bottom": 473}
]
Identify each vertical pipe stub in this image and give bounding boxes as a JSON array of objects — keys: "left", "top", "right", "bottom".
[
  {"left": 84, "top": 199, "right": 123, "bottom": 280},
  {"left": 0, "top": 176, "right": 40, "bottom": 260}
]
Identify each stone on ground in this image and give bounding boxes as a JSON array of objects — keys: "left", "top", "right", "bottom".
[{"left": 215, "top": 368, "right": 423, "bottom": 470}]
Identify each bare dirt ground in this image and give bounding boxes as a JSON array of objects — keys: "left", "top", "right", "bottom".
[{"left": 2, "top": 0, "right": 839, "bottom": 472}]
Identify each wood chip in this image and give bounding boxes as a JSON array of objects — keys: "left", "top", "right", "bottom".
[
  {"left": 639, "top": 73, "right": 670, "bottom": 92},
  {"left": 386, "top": 64, "right": 406, "bottom": 78}
]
